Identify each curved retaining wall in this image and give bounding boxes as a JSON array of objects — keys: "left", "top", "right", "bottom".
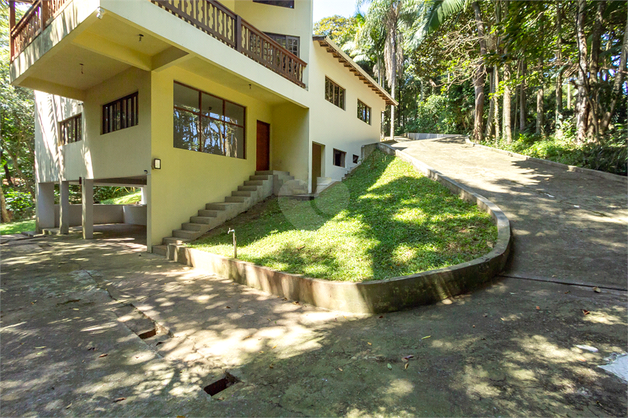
[{"left": 170, "top": 143, "right": 512, "bottom": 314}]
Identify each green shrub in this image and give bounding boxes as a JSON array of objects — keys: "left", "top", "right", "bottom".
[{"left": 4, "top": 189, "right": 34, "bottom": 220}]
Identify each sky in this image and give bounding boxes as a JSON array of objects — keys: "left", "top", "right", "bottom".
[{"left": 312, "top": 0, "right": 365, "bottom": 23}]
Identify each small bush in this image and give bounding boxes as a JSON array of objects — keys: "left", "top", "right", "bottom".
[{"left": 4, "top": 189, "right": 34, "bottom": 220}]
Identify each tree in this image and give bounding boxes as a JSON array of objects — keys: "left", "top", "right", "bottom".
[{"left": 313, "top": 15, "right": 359, "bottom": 48}]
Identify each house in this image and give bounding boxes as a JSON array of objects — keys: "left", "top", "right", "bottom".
[{"left": 9, "top": 0, "right": 396, "bottom": 252}]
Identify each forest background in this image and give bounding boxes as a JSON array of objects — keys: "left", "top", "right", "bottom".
[{"left": 1, "top": 0, "right": 627, "bottom": 224}]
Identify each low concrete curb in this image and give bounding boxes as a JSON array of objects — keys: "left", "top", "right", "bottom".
[
  {"left": 464, "top": 137, "right": 627, "bottom": 184},
  {"left": 167, "top": 144, "right": 512, "bottom": 314}
]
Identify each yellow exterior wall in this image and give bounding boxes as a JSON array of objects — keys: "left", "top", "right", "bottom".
[
  {"left": 307, "top": 43, "right": 386, "bottom": 182},
  {"left": 271, "top": 103, "right": 309, "bottom": 182},
  {"left": 148, "top": 66, "right": 272, "bottom": 247}
]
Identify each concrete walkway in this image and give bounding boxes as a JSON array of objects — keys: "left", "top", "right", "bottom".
[
  {"left": 2, "top": 234, "right": 627, "bottom": 416},
  {"left": 391, "top": 137, "right": 627, "bottom": 290}
]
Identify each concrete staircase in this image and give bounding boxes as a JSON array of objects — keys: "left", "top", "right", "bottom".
[
  {"left": 314, "top": 177, "right": 336, "bottom": 194},
  {"left": 153, "top": 170, "right": 302, "bottom": 256}
]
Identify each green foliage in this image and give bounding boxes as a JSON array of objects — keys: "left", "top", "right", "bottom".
[
  {"left": 313, "top": 15, "right": 358, "bottom": 47},
  {"left": 0, "top": 219, "right": 35, "bottom": 235},
  {"left": 4, "top": 189, "right": 33, "bottom": 220},
  {"left": 93, "top": 186, "right": 139, "bottom": 203},
  {"left": 100, "top": 190, "right": 142, "bottom": 205},
  {"left": 482, "top": 129, "right": 627, "bottom": 176},
  {"left": 405, "top": 95, "right": 457, "bottom": 134},
  {"left": 191, "top": 151, "right": 496, "bottom": 282}
]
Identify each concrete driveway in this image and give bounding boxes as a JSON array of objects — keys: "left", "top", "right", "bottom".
[
  {"left": 1, "top": 140, "right": 626, "bottom": 416},
  {"left": 391, "top": 137, "right": 627, "bottom": 290}
]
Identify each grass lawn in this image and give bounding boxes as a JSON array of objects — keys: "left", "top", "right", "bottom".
[
  {"left": 191, "top": 150, "right": 497, "bottom": 282},
  {"left": 0, "top": 219, "right": 36, "bottom": 235},
  {"left": 100, "top": 190, "right": 142, "bottom": 205}
]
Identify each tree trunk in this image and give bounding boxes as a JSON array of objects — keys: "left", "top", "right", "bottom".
[
  {"left": 472, "top": 1, "right": 488, "bottom": 142},
  {"left": 503, "top": 64, "right": 512, "bottom": 144},
  {"left": 575, "top": 0, "right": 589, "bottom": 144},
  {"left": 555, "top": 1, "right": 563, "bottom": 128},
  {"left": 519, "top": 59, "right": 526, "bottom": 132},
  {"left": 536, "top": 87, "right": 544, "bottom": 135},
  {"left": 493, "top": 65, "right": 500, "bottom": 141},
  {"left": 485, "top": 67, "right": 495, "bottom": 139},
  {"left": 600, "top": 13, "right": 628, "bottom": 133},
  {"left": 0, "top": 183, "right": 11, "bottom": 223}
]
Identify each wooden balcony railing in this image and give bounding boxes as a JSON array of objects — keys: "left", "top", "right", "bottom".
[
  {"left": 9, "top": 0, "right": 69, "bottom": 61},
  {"left": 150, "top": 0, "right": 306, "bottom": 87},
  {"left": 9, "top": 0, "right": 306, "bottom": 88}
]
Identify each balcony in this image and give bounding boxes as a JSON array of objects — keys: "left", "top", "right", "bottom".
[{"left": 9, "top": 0, "right": 307, "bottom": 88}]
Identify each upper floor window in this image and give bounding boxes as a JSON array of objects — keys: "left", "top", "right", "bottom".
[
  {"left": 253, "top": 0, "right": 294, "bottom": 8},
  {"left": 173, "top": 82, "right": 246, "bottom": 159},
  {"left": 266, "top": 33, "right": 299, "bottom": 57},
  {"left": 102, "top": 92, "right": 138, "bottom": 134},
  {"left": 357, "top": 100, "right": 371, "bottom": 125},
  {"left": 325, "top": 77, "right": 345, "bottom": 110},
  {"left": 59, "top": 114, "right": 82, "bottom": 145}
]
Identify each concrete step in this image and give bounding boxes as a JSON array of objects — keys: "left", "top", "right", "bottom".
[
  {"left": 225, "top": 196, "right": 249, "bottom": 203},
  {"left": 206, "top": 202, "right": 237, "bottom": 210},
  {"left": 173, "top": 229, "right": 202, "bottom": 240},
  {"left": 244, "top": 180, "right": 264, "bottom": 186},
  {"left": 182, "top": 223, "right": 210, "bottom": 232},
  {"left": 232, "top": 190, "right": 253, "bottom": 197},
  {"left": 238, "top": 185, "right": 259, "bottom": 192},
  {"left": 255, "top": 170, "right": 289, "bottom": 176},
  {"left": 190, "top": 216, "right": 222, "bottom": 226},
  {"left": 198, "top": 209, "right": 220, "bottom": 217},
  {"left": 163, "top": 236, "right": 190, "bottom": 245},
  {"left": 152, "top": 245, "right": 167, "bottom": 256},
  {"left": 249, "top": 174, "right": 271, "bottom": 181}
]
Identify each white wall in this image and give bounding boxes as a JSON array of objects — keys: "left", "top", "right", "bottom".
[{"left": 52, "top": 204, "right": 147, "bottom": 227}]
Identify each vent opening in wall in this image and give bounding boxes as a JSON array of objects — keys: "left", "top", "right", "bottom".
[{"left": 333, "top": 149, "right": 346, "bottom": 168}]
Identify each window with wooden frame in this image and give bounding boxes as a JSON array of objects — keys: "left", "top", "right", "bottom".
[
  {"left": 357, "top": 100, "right": 371, "bottom": 124},
  {"left": 333, "top": 149, "right": 346, "bottom": 168},
  {"left": 173, "top": 82, "right": 246, "bottom": 159},
  {"left": 253, "top": 0, "right": 294, "bottom": 8},
  {"left": 325, "top": 77, "right": 345, "bottom": 110},
  {"left": 59, "top": 114, "right": 82, "bottom": 145},
  {"left": 265, "top": 33, "right": 300, "bottom": 57},
  {"left": 102, "top": 92, "right": 138, "bottom": 134}
]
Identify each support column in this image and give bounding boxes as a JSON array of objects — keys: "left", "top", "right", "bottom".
[
  {"left": 140, "top": 186, "right": 147, "bottom": 204},
  {"left": 81, "top": 178, "right": 93, "bottom": 239},
  {"left": 36, "top": 182, "right": 55, "bottom": 233},
  {"left": 59, "top": 180, "right": 70, "bottom": 234}
]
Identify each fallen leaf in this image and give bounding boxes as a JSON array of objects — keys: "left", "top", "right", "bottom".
[
  {"left": 269, "top": 364, "right": 274, "bottom": 369},
  {"left": 35, "top": 346, "right": 46, "bottom": 349},
  {"left": 378, "top": 315, "right": 384, "bottom": 318},
  {"left": 87, "top": 347, "right": 95, "bottom": 351},
  {"left": 472, "top": 325, "right": 476, "bottom": 328},
  {"left": 243, "top": 335, "right": 252, "bottom": 340},
  {"left": 593, "top": 287, "right": 601, "bottom": 293},
  {"left": 367, "top": 342, "right": 372, "bottom": 346},
  {"left": 536, "top": 306, "right": 540, "bottom": 310},
  {"left": 338, "top": 368, "right": 343, "bottom": 372},
  {"left": 226, "top": 306, "right": 231, "bottom": 309},
  {"left": 421, "top": 336, "right": 431, "bottom": 340},
  {"left": 113, "top": 397, "right": 126, "bottom": 403},
  {"left": 65, "top": 403, "right": 72, "bottom": 409},
  {"left": 564, "top": 291, "right": 570, "bottom": 294},
  {"left": 72, "top": 308, "right": 79, "bottom": 311},
  {"left": 259, "top": 351, "right": 264, "bottom": 354},
  {"left": 296, "top": 245, "right": 305, "bottom": 250},
  {"left": 99, "top": 353, "right": 108, "bottom": 358},
  {"left": 292, "top": 301, "right": 299, "bottom": 305},
  {"left": 403, "top": 355, "right": 414, "bottom": 361},
  {"left": 404, "top": 363, "right": 409, "bottom": 370},
  {"left": 272, "top": 345, "right": 277, "bottom": 349},
  {"left": 582, "top": 310, "right": 590, "bottom": 315},
  {"left": 387, "top": 363, "right": 392, "bottom": 370}
]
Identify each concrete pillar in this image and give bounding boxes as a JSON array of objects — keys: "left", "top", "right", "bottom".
[
  {"left": 59, "top": 180, "right": 70, "bottom": 234},
  {"left": 36, "top": 182, "right": 55, "bottom": 233},
  {"left": 81, "top": 178, "right": 94, "bottom": 239},
  {"left": 140, "top": 186, "right": 147, "bottom": 204}
]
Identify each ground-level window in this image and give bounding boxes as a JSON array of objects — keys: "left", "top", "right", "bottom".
[
  {"left": 173, "top": 82, "right": 245, "bottom": 159},
  {"left": 325, "top": 77, "right": 345, "bottom": 110},
  {"left": 253, "top": 0, "right": 294, "bottom": 8},
  {"left": 353, "top": 154, "right": 359, "bottom": 164},
  {"left": 357, "top": 100, "right": 371, "bottom": 124},
  {"left": 102, "top": 92, "right": 138, "bottom": 134},
  {"left": 265, "top": 33, "right": 300, "bottom": 57},
  {"left": 59, "top": 114, "right": 82, "bottom": 145},
  {"left": 333, "top": 149, "right": 346, "bottom": 168}
]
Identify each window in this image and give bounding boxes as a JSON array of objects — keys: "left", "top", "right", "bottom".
[
  {"left": 173, "top": 82, "right": 245, "bottom": 159},
  {"left": 357, "top": 100, "right": 371, "bottom": 124},
  {"left": 353, "top": 154, "right": 359, "bottom": 164},
  {"left": 325, "top": 77, "right": 345, "bottom": 110},
  {"left": 333, "top": 149, "right": 346, "bottom": 168},
  {"left": 253, "top": 0, "right": 294, "bottom": 8},
  {"left": 266, "top": 33, "right": 300, "bottom": 57},
  {"left": 59, "top": 114, "right": 82, "bottom": 145},
  {"left": 102, "top": 92, "right": 138, "bottom": 134}
]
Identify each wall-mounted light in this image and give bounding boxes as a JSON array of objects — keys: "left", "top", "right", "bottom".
[
  {"left": 96, "top": 7, "right": 105, "bottom": 19},
  {"left": 153, "top": 158, "right": 161, "bottom": 170}
]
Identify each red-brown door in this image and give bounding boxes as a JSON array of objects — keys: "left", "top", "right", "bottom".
[{"left": 256, "top": 121, "right": 270, "bottom": 171}]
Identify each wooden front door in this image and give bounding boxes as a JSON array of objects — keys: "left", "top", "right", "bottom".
[
  {"left": 312, "top": 143, "right": 322, "bottom": 192},
  {"left": 256, "top": 121, "right": 270, "bottom": 171}
]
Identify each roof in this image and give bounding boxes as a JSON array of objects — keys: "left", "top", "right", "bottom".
[{"left": 313, "top": 36, "right": 397, "bottom": 107}]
